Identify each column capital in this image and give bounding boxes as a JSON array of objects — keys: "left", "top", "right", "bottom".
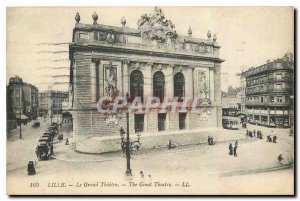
[{"left": 122, "top": 59, "right": 130, "bottom": 65}]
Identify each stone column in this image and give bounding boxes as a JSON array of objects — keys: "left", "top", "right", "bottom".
[
  {"left": 143, "top": 62, "right": 153, "bottom": 101},
  {"left": 209, "top": 67, "right": 215, "bottom": 101},
  {"left": 214, "top": 63, "right": 222, "bottom": 128},
  {"left": 91, "top": 59, "right": 100, "bottom": 105},
  {"left": 122, "top": 60, "right": 130, "bottom": 96},
  {"left": 185, "top": 67, "right": 193, "bottom": 98},
  {"left": 165, "top": 64, "right": 174, "bottom": 101},
  {"left": 99, "top": 61, "right": 104, "bottom": 97}
]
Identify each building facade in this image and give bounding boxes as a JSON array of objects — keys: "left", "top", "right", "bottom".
[
  {"left": 69, "top": 8, "right": 224, "bottom": 153},
  {"left": 7, "top": 76, "right": 39, "bottom": 131},
  {"left": 238, "top": 72, "right": 247, "bottom": 113},
  {"left": 244, "top": 52, "right": 294, "bottom": 128},
  {"left": 221, "top": 86, "right": 241, "bottom": 109},
  {"left": 38, "top": 90, "right": 68, "bottom": 117}
]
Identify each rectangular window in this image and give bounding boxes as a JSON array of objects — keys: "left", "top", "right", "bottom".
[
  {"left": 277, "top": 96, "right": 283, "bottom": 103},
  {"left": 261, "top": 97, "right": 264, "bottom": 103},
  {"left": 134, "top": 114, "right": 144, "bottom": 133},
  {"left": 285, "top": 96, "right": 289, "bottom": 103},
  {"left": 270, "top": 96, "right": 274, "bottom": 102},
  {"left": 158, "top": 113, "right": 166, "bottom": 131}
]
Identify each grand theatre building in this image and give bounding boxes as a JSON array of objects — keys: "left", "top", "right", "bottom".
[{"left": 69, "top": 8, "right": 224, "bottom": 153}]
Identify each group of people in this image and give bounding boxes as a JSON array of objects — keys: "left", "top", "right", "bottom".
[
  {"left": 266, "top": 135, "right": 277, "bottom": 143},
  {"left": 246, "top": 129, "right": 263, "bottom": 139},
  {"left": 229, "top": 140, "right": 238, "bottom": 157},
  {"left": 207, "top": 136, "right": 215, "bottom": 146}
]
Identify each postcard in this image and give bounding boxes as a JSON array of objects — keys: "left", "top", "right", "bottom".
[{"left": 6, "top": 6, "right": 294, "bottom": 195}]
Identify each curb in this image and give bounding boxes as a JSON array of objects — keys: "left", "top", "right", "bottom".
[{"left": 220, "top": 164, "right": 293, "bottom": 177}]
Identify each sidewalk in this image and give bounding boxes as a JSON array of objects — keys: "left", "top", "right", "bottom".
[{"left": 53, "top": 127, "right": 247, "bottom": 162}]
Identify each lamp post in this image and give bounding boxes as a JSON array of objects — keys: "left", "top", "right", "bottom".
[
  {"left": 125, "top": 112, "right": 132, "bottom": 176},
  {"left": 119, "top": 112, "right": 142, "bottom": 177}
]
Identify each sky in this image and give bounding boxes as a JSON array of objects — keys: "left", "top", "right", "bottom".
[{"left": 6, "top": 7, "right": 294, "bottom": 92}]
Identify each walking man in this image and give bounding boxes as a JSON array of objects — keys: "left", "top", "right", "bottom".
[
  {"left": 233, "top": 146, "right": 238, "bottom": 157},
  {"left": 273, "top": 135, "right": 277, "bottom": 143},
  {"left": 229, "top": 143, "right": 233, "bottom": 155}
]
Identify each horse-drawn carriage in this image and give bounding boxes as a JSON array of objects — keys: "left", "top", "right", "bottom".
[
  {"left": 35, "top": 132, "right": 54, "bottom": 160},
  {"left": 35, "top": 142, "right": 52, "bottom": 160}
]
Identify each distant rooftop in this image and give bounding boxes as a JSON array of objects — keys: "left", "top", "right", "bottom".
[{"left": 241, "top": 51, "right": 294, "bottom": 77}]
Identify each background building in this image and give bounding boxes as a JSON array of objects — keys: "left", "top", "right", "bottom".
[
  {"left": 244, "top": 52, "right": 294, "bottom": 128},
  {"left": 7, "top": 76, "right": 39, "bottom": 131},
  {"left": 221, "top": 86, "right": 241, "bottom": 109},
  {"left": 237, "top": 71, "right": 247, "bottom": 114},
  {"left": 38, "top": 90, "right": 68, "bottom": 117},
  {"left": 69, "top": 8, "right": 224, "bottom": 153}
]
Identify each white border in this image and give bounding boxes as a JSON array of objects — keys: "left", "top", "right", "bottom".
[{"left": 0, "top": 0, "right": 298, "bottom": 200}]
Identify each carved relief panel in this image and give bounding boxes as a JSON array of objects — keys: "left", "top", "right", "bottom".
[
  {"left": 197, "top": 70, "right": 208, "bottom": 100},
  {"left": 104, "top": 61, "right": 118, "bottom": 98}
]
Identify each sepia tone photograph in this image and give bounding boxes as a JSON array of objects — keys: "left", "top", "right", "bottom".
[{"left": 6, "top": 6, "right": 294, "bottom": 195}]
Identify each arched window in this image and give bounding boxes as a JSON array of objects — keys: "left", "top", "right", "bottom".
[
  {"left": 130, "top": 70, "right": 144, "bottom": 102},
  {"left": 153, "top": 71, "right": 165, "bottom": 102},
  {"left": 174, "top": 72, "right": 185, "bottom": 101}
]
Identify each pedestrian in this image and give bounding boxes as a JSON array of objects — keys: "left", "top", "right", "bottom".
[
  {"left": 229, "top": 143, "right": 233, "bottom": 155},
  {"left": 211, "top": 137, "right": 214, "bottom": 145},
  {"left": 246, "top": 130, "right": 248, "bottom": 136},
  {"left": 27, "top": 161, "right": 36, "bottom": 175},
  {"left": 65, "top": 138, "right": 69, "bottom": 145},
  {"left": 168, "top": 139, "right": 172, "bottom": 149},
  {"left": 50, "top": 144, "right": 54, "bottom": 156},
  {"left": 266, "top": 135, "right": 271, "bottom": 143},
  {"left": 207, "top": 136, "right": 211, "bottom": 145},
  {"left": 277, "top": 154, "right": 283, "bottom": 164},
  {"left": 140, "top": 171, "right": 144, "bottom": 180},
  {"left": 260, "top": 132, "right": 263, "bottom": 140},
  {"left": 233, "top": 146, "right": 238, "bottom": 157},
  {"left": 253, "top": 129, "right": 256, "bottom": 137},
  {"left": 235, "top": 140, "right": 238, "bottom": 148},
  {"left": 273, "top": 135, "right": 277, "bottom": 143}
]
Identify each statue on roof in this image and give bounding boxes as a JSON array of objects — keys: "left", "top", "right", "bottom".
[{"left": 137, "top": 7, "right": 177, "bottom": 44}]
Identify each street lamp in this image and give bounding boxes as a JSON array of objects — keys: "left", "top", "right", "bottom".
[
  {"left": 125, "top": 112, "right": 131, "bottom": 176},
  {"left": 119, "top": 112, "right": 142, "bottom": 177}
]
